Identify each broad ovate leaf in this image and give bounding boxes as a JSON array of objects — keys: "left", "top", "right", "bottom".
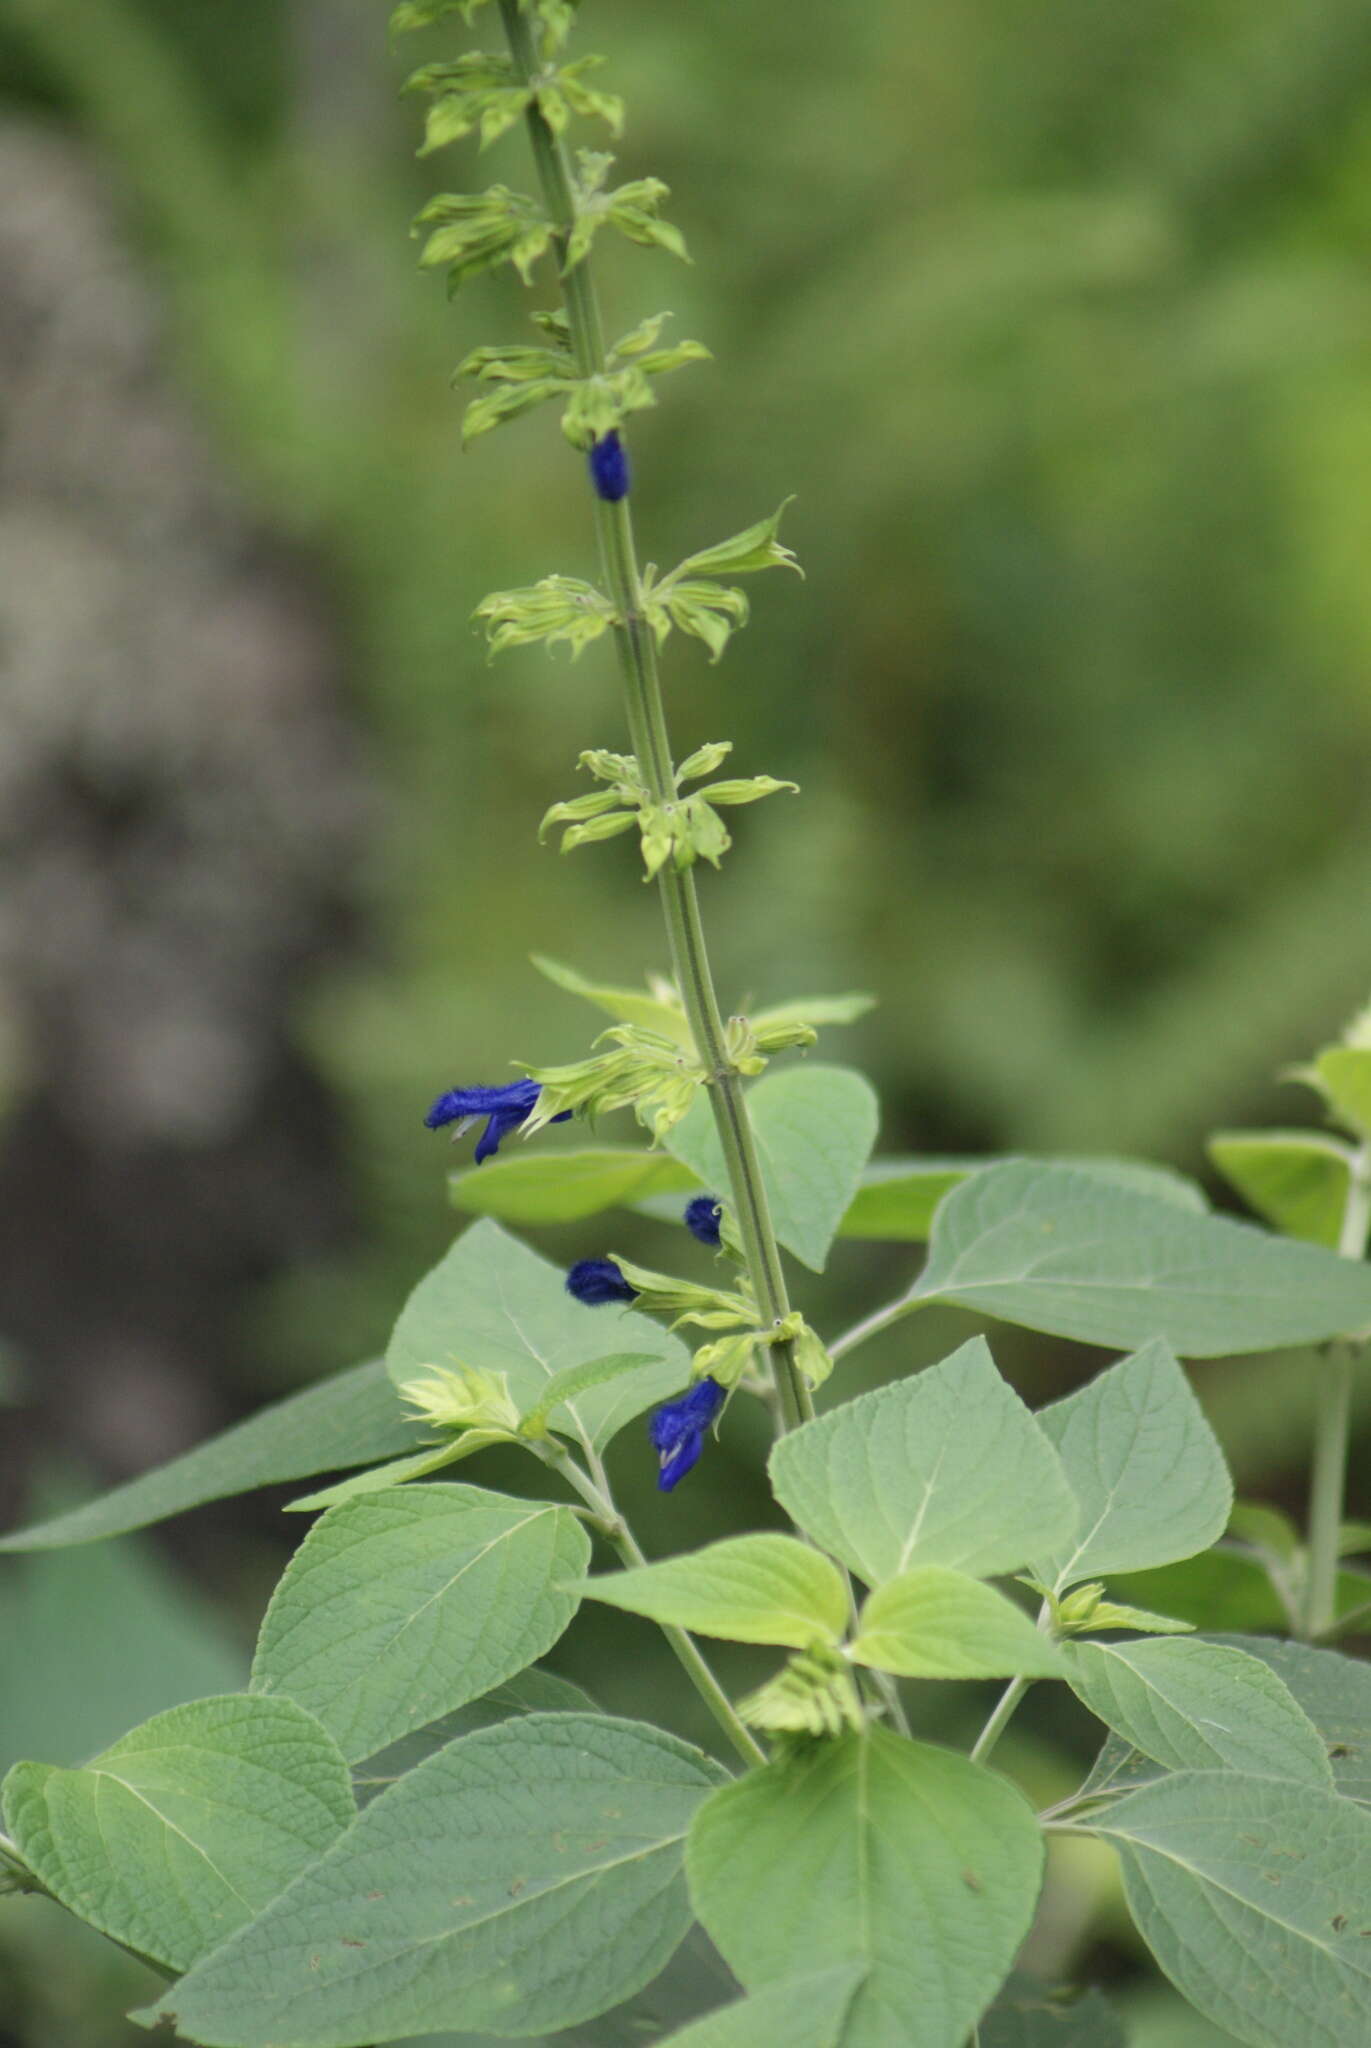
[
  {"left": 1086, "top": 1771, "right": 1371, "bottom": 2047},
  {"left": 0, "top": 1359, "right": 421, "bottom": 1552},
  {"left": 1033, "top": 1340, "right": 1231, "bottom": 1589},
  {"left": 910, "top": 1159, "right": 1371, "bottom": 1354},
  {"left": 142, "top": 1713, "right": 725, "bottom": 2046},
  {"left": 770, "top": 1337, "right": 1076, "bottom": 1585},
  {"left": 850, "top": 1568, "right": 1064, "bottom": 1680},
  {"left": 1061, "top": 1637, "right": 1331, "bottom": 1784},
  {"left": 2, "top": 1694, "right": 353, "bottom": 1973},
  {"left": 251, "top": 1483, "right": 589, "bottom": 1761},
  {"left": 578, "top": 1534, "right": 849, "bottom": 1649},
  {"left": 688, "top": 1727, "right": 1043, "bottom": 2048}
]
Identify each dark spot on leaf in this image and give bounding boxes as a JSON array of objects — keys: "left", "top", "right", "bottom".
[
  {"left": 961, "top": 1869, "right": 983, "bottom": 1893},
  {"left": 341, "top": 1937, "right": 365, "bottom": 1948},
  {"left": 309, "top": 1956, "right": 320, "bottom": 1972},
  {"left": 451, "top": 1895, "right": 474, "bottom": 1907},
  {"left": 1329, "top": 1744, "right": 1352, "bottom": 1758},
  {"left": 1333, "top": 1915, "right": 1347, "bottom": 1932},
  {"left": 366, "top": 1890, "right": 384, "bottom": 1900},
  {"left": 509, "top": 1878, "right": 526, "bottom": 1897}
]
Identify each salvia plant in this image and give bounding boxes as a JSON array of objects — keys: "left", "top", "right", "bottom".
[{"left": 4, "top": 4, "right": 1371, "bottom": 2044}]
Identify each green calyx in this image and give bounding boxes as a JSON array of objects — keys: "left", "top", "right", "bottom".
[
  {"left": 474, "top": 574, "right": 615, "bottom": 658},
  {"left": 405, "top": 51, "right": 624, "bottom": 161},
  {"left": 413, "top": 184, "right": 554, "bottom": 291},
  {"left": 537, "top": 743, "right": 796, "bottom": 878},
  {"left": 564, "top": 151, "right": 689, "bottom": 271},
  {"left": 639, "top": 501, "right": 803, "bottom": 662},
  {"left": 391, "top": 0, "right": 576, "bottom": 60},
  {"left": 738, "top": 1643, "right": 866, "bottom": 1743},
  {"left": 454, "top": 310, "right": 709, "bottom": 448}
]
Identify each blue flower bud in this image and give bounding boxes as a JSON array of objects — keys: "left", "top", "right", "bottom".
[
  {"left": 423, "top": 1078, "right": 569, "bottom": 1164},
  {"left": 649, "top": 1375, "right": 726, "bottom": 1491},
  {"left": 684, "top": 1195, "right": 723, "bottom": 1247},
  {"left": 566, "top": 1257, "right": 638, "bottom": 1306},
  {"left": 588, "top": 429, "right": 630, "bottom": 502}
]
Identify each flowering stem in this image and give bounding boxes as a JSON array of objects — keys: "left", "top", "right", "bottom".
[
  {"left": 544, "top": 1443, "right": 765, "bottom": 1767},
  {"left": 497, "top": 0, "right": 810, "bottom": 1436},
  {"left": 1303, "top": 1145, "right": 1371, "bottom": 1641}
]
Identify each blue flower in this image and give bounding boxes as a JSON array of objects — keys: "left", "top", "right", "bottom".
[
  {"left": 684, "top": 1194, "right": 723, "bottom": 1247},
  {"left": 423, "top": 1078, "right": 568, "bottom": 1164},
  {"left": 588, "top": 429, "right": 630, "bottom": 502},
  {"left": 649, "top": 1376, "right": 726, "bottom": 1492},
  {"left": 566, "top": 1257, "right": 637, "bottom": 1306}
]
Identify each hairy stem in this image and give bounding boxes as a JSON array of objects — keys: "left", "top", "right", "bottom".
[
  {"left": 550, "top": 1444, "right": 765, "bottom": 1767},
  {"left": 1303, "top": 1144, "right": 1371, "bottom": 1640},
  {"left": 969, "top": 1676, "right": 1031, "bottom": 1766},
  {"left": 828, "top": 1290, "right": 922, "bottom": 1364},
  {"left": 498, "top": 0, "right": 810, "bottom": 1433}
]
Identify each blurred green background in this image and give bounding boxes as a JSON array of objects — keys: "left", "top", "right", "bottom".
[{"left": 2, "top": 0, "right": 1370, "bottom": 2040}]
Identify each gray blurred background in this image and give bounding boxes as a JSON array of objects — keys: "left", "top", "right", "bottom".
[{"left": 3, "top": 1, "right": 1370, "bottom": 2040}]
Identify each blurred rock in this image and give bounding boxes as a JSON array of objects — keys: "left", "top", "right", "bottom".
[{"left": 0, "top": 122, "right": 373, "bottom": 1493}]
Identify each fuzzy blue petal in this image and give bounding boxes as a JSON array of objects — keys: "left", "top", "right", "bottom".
[
  {"left": 684, "top": 1195, "right": 723, "bottom": 1247},
  {"left": 566, "top": 1258, "right": 638, "bottom": 1306},
  {"left": 588, "top": 430, "right": 630, "bottom": 502},
  {"left": 649, "top": 1375, "right": 726, "bottom": 1492}
]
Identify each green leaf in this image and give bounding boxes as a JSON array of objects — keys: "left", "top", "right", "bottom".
[
  {"left": 1107, "top": 1550, "right": 1371, "bottom": 1636},
  {"left": 836, "top": 1154, "right": 1206, "bottom": 1244},
  {"left": 655, "top": 1968, "right": 866, "bottom": 2048},
  {"left": 386, "top": 1218, "right": 689, "bottom": 1453},
  {"left": 1215, "top": 1636, "right": 1371, "bottom": 1806},
  {"left": 751, "top": 990, "right": 877, "bottom": 1032},
  {"left": 1207, "top": 1130, "right": 1353, "bottom": 1249},
  {"left": 665, "top": 1064, "right": 879, "bottom": 1271},
  {"left": 449, "top": 1146, "right": 699, "bottom": 1225},
  {"left": 531, "top": 953, "right": 694, "bottom": 1044},
  {"left": 251, "top": 1483, "right": 590, "bottom": 1761},
  {"left": 687, "top": 1727, "right": 1044, "bottom": 2048},
  {"left": 1061, "top": 1637, "right": 1331, "bottom": 1783},
  {"left": 979, "top": 1976, "right": 1126, "bottom": 2047},
  {"left": 519, "top": 1349, "right": 662, "bottom": 1436},
  {"left": 669, "top": 500, "right": 801, "bottom": 581},
  {"left": 351, "top": 1668, "right": 597, "bottom": 1805},
  {"left": 578, "top": 1533, "right": 850, "bottom": 1649},
  {"left": 142, "top": 1713, "right": 725, "bottom": 2046},
  {"left": 0, "top": 1359, "right": 421, "bottom": 1552},
  {"left": 284, "top": 1437, "right": 498, "bottom": 1513},
  {"left": 769, "top": 1336, "right": 1077, "bottom": 1586},
  {"left": 2, "top": 1694, "right": 353, "bottom": 1973},
  {"left": 1085, "top": 1771, "right": 1371, "bottom": 2047},
  {"left": 850, "top": 1568, "right": 1063, "bottom": 1680},
  {"left": 1314, "top": 1046, "right": 1371, "bottom": 1139},
  {"left": 909, "top": 1159, "right": 1371, "bottom": 1354},
  {"left": 1033, "top": 1340, "right": 1232, "bottom": 1589}
]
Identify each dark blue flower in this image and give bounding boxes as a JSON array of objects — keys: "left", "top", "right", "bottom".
[
  {"left": 649, "top": 1376, "right": 726, "bottom": 1492},
  {"left": 423, "top": 1078, "right": 569, "bottom": 1165},
  {"left": 588, "top": 430, "right": 630, "bottom": 502},
  {"left": 684, "top": 1194, "right": 723, "bottom": 1247},
  {"left": 566, "top": 1257, "right": 637, "bottom": 1306}
]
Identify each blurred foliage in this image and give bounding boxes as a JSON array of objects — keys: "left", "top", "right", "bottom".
[{"left": 3, "top": 0, "right": 1371, "bottom": 2038}]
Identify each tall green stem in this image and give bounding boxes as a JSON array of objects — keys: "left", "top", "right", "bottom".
[
  {"left": 548, "top": 1445, "right": 765, "bottom": 1767},
  {"left": 1304, "top": 1144, "right": 1371, "bottom": 1639},
  {"left": 498, "top": 0, "right": 810, "bottom": 1432}
]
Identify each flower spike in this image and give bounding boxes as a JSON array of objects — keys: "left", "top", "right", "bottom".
[{"left": 423, "top": 1077, "right": 569, "bottom": 1162}]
